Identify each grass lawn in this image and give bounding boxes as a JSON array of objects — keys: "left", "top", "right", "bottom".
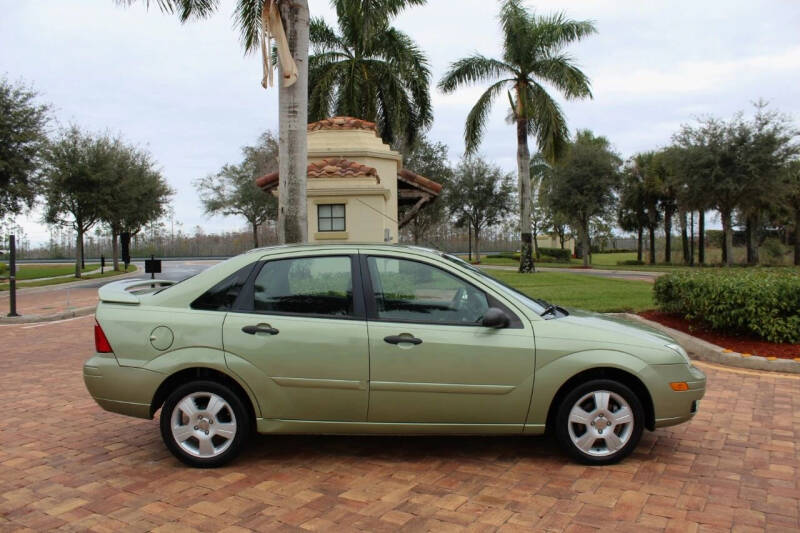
[
  {"left": 0, "top": 265, "right": 137, "bottom": 291},
  {"left": 486, "top": 270, "right": 655, "bottom": 313},
  {"left": 13, "top": 263, "right": 100, "bottom": 280}
]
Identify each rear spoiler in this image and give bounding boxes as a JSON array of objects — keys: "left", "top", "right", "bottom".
[{"left": 97, "top": 278, "right": 177, "bottom": 304}]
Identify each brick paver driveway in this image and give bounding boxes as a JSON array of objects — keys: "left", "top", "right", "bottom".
[{"left": 1, "top": 315, "right": 799, "bottom": 532}]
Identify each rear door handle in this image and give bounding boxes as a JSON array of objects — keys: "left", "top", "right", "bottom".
[
  {"left": 242, "top": 324, "right": 279, "bottom": 335},
  {"left": 384, "top": 335, "right": 422, "bottom": 345}
]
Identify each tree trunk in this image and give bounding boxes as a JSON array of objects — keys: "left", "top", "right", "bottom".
[
  {"left": 75, "top": 228, "right": 83, "bottom": 278},
  {"left": 664, "top": 207, "right": 673, "bottom": 263},
  {"left": 698, "top": 210, "right": 705, "bottom": 265},
  {"left": 680, "top": 211, "right": 689, "bottom": 264},
  {"left": 277, "top": 0, "right": 309, "bottom": 244},
  {"left": 474, "top": 225, "right": 481, "bottom": 265},
  {"left": 745, "top": 213, "right": 758, "bottom": 265},
  {"left": 721, "top": 208, "right": 733, "bottom": 266},
  {"left": 648, "top": 225, "right": 656, "bottom": 264},
  {"left": 795, "top": 208, "right": 800, "bottom": 266},
  {"left": 112, "top": 232, "right": 120, "bottom": 271},
  {"left": 252, "top": 222, "right": 259, "bottom": 248},
  {"left": 636, "top": 226, "right": 643, "bottom": 262},
  {"left": 516, "top": 116, "right": 534, "bottom": 273},
  {"left": 467, "top": 225, "right": 472, "bottom": 261},
  {"left": 581, "top": 223, "right": 590, "bottom": 267},
  {"left": 80, "top": 236, "right": 85, "bottom": 270}
]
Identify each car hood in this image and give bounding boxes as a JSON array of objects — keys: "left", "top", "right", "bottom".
[{"left": 556, "top": 309, "right": 676, "bottom": 346}]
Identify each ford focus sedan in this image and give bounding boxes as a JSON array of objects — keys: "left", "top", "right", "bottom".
[{"left": 84, "top": 244, "right": 705, "bottom": 467}]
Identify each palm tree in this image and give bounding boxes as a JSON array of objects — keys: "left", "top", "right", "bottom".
[
  {"left": 308, "top": 0, "right": 431, "bottom": 145},
  {"left": 439, "top": 0, "right": 595, "bottom": 272},
  {"left": 117, "top": 0, "right": 309, "bottom": 243}
]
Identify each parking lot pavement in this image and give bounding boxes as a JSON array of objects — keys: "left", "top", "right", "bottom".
[{"left": 1, "top": 316, "right": 799, "bottom": 532}]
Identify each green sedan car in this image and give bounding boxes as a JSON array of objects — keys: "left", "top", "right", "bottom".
[{"left": 84, "top": 244, "right": 705, "bottom": 467}]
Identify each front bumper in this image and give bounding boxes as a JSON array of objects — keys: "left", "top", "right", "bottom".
[
  {"left": 651, "top": 363, "right": 706, "bottom": 428},
  {"left": 83, "top": 353, "right": 162, "bottom": 419}
]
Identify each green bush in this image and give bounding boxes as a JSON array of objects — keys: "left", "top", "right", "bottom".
[
  {"left": 0, "top": 262, "right": 7, "bottom": 277},
  {"left": 654, "top": 270, "right": 800, "bottom": 343},
  {"left": 761, "top": 237, "right": 787, "bottom": 266},
  {"left": 537, "top": 247, "right": 571, "bottom": 262},
  {"left": 617, "top": 259, "right": 645, "bottom": 266}
]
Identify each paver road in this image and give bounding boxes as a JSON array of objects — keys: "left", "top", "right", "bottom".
[{"left": 1, "top": 315, "right": 799, "bottom": 532}]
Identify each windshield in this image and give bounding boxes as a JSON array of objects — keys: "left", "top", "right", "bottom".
[{"left": 442, "top": 254, "right": 549, "bottom": 315}]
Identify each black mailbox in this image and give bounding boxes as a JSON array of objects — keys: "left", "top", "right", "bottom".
[{"left": 144, "top": 255, "right": 162, "bottom": 276}]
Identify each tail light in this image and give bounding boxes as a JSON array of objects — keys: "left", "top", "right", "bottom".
[{"left": 94, "top": 320, "right": 113, "bottom": 353}]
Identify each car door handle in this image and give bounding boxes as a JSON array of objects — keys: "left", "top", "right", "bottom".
[
  {"left": 242, "top": 324, "right": 279, "bottom": 335},
  {"left": 384, "top": 335, "right": 422, "bottom": 345}
]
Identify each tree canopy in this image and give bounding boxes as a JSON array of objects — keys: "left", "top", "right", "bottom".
[
  {"left": 195, "top": 131, "right": 279, "bottom": 248},
  {"left": 308, "top": 0, "right": 431, "bottom": 145},
  {"left": 543, "top": 130, "right": 622, "bottom": 266},
  {"left": 0, "top": 77, "right": 50, "bottom": 220}
]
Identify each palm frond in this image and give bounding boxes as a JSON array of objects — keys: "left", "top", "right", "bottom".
[
  {"left": 524, "top": 83, "right": 570, "bottom": 164},
  {"left": 464, "top": 79, "right": 510, "bottom": 155},
  {"left": 532, "top": 53, "right": 592, "bottom": 100},
  {"left": 310, "top": 17, "right": 345, "bottom": 54},
  {"left": 116, "top": 0, "right": 220, "bottom": 21},
  {"left": 532, "top": 12, "right": 597, "bottom": 51},
  {"left": 233, "top": 0, "right": 264, "bottom": 54},
  {"left": 438, "top": 55, "right": 514, "bottom": 93}
]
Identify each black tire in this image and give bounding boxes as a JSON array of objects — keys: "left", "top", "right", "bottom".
[
  {"left": 159, "top": 380, "right": 250, "bottom": 468},
  {"left": 554, "top": 379, "right": 644, "bottom": 465}
]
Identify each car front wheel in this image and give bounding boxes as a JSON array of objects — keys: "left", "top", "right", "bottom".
[
  {"left": 159, "top": 380, "right": 249, "bottom": 468},
  {"left": 555, "top": 379, "right": 644, "bottom": 465}
]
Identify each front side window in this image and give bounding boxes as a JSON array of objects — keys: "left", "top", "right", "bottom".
[
  {"left": 318, "top": 204, "right": 346, "bottom": 231},
  {"left": 252, "top": 256, "right": 353, "bottom": 317},
  {"left": 367, "top": 257, "right": 489, "bottom": 325}
]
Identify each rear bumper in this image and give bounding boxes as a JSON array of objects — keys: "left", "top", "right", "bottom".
[{"left": 83, "top": 353, "right": 161, "bottom": 419}]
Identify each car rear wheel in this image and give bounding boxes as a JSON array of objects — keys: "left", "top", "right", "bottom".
[
  {"left": 159, "top": 380, "right": 249, "bottom": 468},
  {"left": 555, "top": 379, "right": 644, "bottom": 465}
]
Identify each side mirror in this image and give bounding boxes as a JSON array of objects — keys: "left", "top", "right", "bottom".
[{"left": 481, "top": 307, "right": 510, "bottom": 329}]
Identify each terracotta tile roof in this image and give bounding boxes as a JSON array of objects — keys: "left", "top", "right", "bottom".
[
  {"left": 255, "top": 158, "right": 379, "bottom": 190},
  {"left": 307, "top": 116, "right": 378, "bottom": 134},
  {"left": 397, "top": 168, "right": 443, "bottom": 195}
]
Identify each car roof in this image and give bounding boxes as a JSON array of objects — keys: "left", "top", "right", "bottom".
[{"left": 246, "top": 243, "right": 447, "bottom": 258}]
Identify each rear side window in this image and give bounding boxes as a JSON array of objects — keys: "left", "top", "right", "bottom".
[
  {"left": 191, "top": 264, "right": 254, "bottom": 311},
  {"left": 251, "top": 256, "right": 354, "bottom": 317}
]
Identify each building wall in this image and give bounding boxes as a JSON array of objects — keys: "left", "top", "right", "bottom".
[{"left": 306, "top": 129, "right": 401, "bottom": 243}]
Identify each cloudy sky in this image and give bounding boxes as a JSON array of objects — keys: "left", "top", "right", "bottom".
[{"left": 2, "top": 0, "right": 799, "bottom": 244}]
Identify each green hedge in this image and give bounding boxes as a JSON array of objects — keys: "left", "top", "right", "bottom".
[
  {"left": 618, "top": 259, "right": 645, "bottom": 266},
  {"left": 537, "top": 247, "right": 571, "bottom": 262},
  {"left": 654, "top": 270, "right": 800, "bottom": 343},
  {"left": 0, "top": 262, "right": 7, "bottom": 277}
]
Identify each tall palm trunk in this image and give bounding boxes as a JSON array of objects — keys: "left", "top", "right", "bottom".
[
  {"left": 636, "top": 226, "right": 643, "bottom": 262},
  {"left": 516, "top": 117, "right": 534, "bottom": 273},
  {"left": 794, "top": 209, "right": 800, "bottom": 266},
  {"left": 648, "top": 224, "right": 656, "bottom": 264},
  {"left": 664, "top": 206, "right": 674, "bottom": 263},
  {"left": 698, "top": 210, "right": 705, "bottom": 265},
  {"left": 473, "top": 224, "right": 481, "bottom": 265},
  {"left": 277, "top": 0, "right": 309, "bottom": 244},
  {"left": 679, "top": 211, "right": 689, "bottom": 264},
  {"left": 721, "top": 208, "right": 733, "bottom": 266},
  {"left": 580, "top": 221, "right": 590, "bottom": 267}
]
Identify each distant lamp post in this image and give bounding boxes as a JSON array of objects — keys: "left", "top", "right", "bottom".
[{"left": 7, "top": 235, "right": 19, "bottom": 317}]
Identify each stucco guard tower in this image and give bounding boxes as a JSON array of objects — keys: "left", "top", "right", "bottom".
[{"left": 256, "top": 117, "right": 442, "bottom": 243}]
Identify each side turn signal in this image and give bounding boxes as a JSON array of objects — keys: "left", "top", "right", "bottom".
[{"left": 670, "top": 382, "right": 689, "bottom": 391}]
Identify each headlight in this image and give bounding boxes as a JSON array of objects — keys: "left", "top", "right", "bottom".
[{"left": 666, "top": 343, "right": 691, "bottom": 364}]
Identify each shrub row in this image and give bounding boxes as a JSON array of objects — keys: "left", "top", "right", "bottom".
[
  {"left": 653, "top": 270, "right": 800, "bottom": 343},
  {"left": 537, "top": 247, "right": 571, "bottom": 262},
  {"left": 618, "top": 259, "right": 645, "bottom": 266}
]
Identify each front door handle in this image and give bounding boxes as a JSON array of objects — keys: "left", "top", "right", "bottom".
[
  {"left": 384, "top": 334, "right": 422, "bottom": 345},
  {"left": 242, "top": 324, "right": 279, "bottom": 335}
]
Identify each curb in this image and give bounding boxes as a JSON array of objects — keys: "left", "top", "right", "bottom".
[
  {"left": 615, "top": 313, "right": 800, "bottom": 374},
  {"left": 0, "top": 305, "right": 96, "bottom": 324}
]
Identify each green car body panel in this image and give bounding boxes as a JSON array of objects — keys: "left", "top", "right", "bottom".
[{"left": 84, "top": 244, "right": 705, "bottom": 440}]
